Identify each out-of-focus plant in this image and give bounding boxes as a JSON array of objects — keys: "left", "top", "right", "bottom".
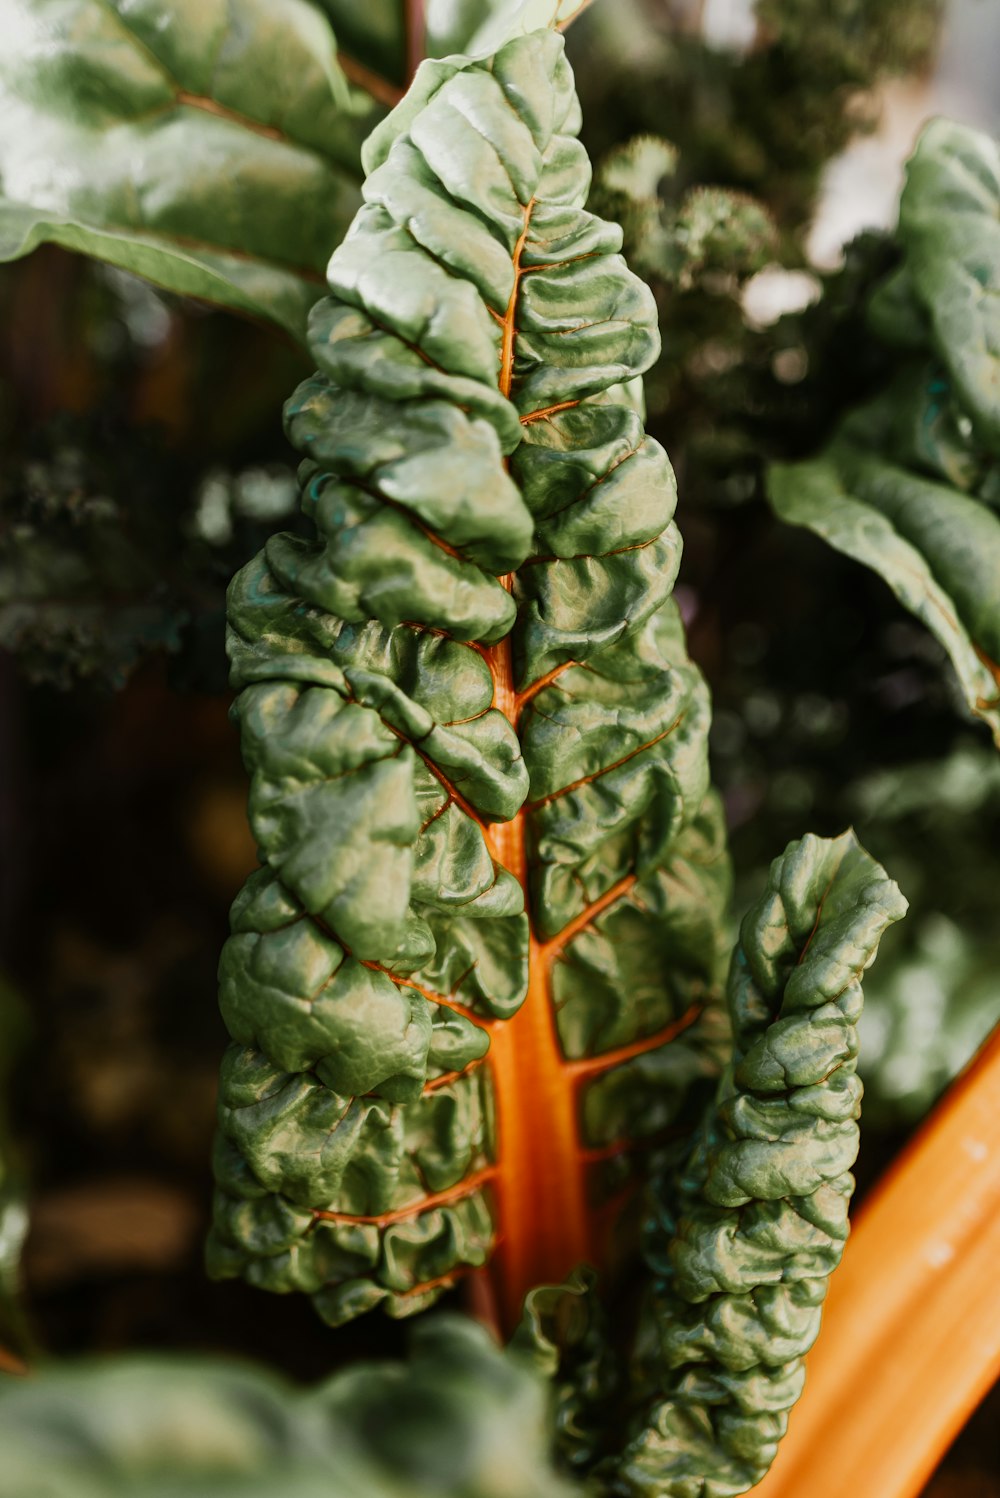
[
  {"left": 0, "top": 419, "right": 299, "bottom": 688},
  {"left": 771, "top": 120, "right": 1000, "bottom": 746},
  {"left": 0, "top": 1320, "right": 574, "bottom": 1498},
  {"left": 0, "top": 979, "right": 29, "bottom": 1372},
  {"left": 0, "top": 0, "right": 595, "bottom": 339}
]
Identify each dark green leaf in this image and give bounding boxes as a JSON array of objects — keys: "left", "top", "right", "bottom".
[
  {"left": 611, "top": 832, "right": 906, "bottom": 1497},
  {"left": 0, "top": 1318, "right": 574, "bottom": 1497},
  {"left": 209, "top": 24, "right": 729, "bottom": 1336}
]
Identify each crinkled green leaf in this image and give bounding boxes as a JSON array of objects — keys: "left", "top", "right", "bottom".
[
  {"left": 0, "top": 0, "right": 372, "bottom": 338},
  {"left": 0, "top": 1, "right": 600, "bottom": 338},
  {"left": 210, "top": 26, "right": 729, "bottom": 1335},
  {"left": 0, "top": 1318, "right": 573, "bottom": 1498},
  {"left": 611, "top": 832, "right": 906, "bottom": 1497},
  {"left": 513, "top": 1268, "right": 621, "bottom": 1472},
  {"left": 768, "top": 118, "right": 1000, "bottom": 745}
]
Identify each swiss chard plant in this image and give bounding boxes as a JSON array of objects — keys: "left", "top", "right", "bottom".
[
  {"left": 1, "top": 5, "right": 997, "bottom": 1498},
  {"left": 200, "top": 18, "right": 906, "bottom": 1494}
]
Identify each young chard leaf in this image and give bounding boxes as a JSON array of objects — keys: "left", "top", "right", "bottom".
[
  {"left": 207, "top": 24, "right": 730, "bottom": 1332},
  {"left": 612, "top": 832, "right": 906, "bottom": 1497},
  {"left": 769, "top": 119, "right": 1000, "bottom": 745}
]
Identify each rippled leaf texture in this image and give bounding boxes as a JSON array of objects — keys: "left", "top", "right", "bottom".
[
  {"left": 769, "top": 119, "right": 1000, "bottom": 745},
  {"left": 611, "top": 832, "right": 906, "bottom": 1498},
  {"left": 207, "top": 26, "right": 730, "bottom": 1333},
  {"left": 0, "top": 1318, "right": 574, "bottom": 1498}
]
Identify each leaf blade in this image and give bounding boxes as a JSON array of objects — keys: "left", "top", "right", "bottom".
[{"left": 0, "top": 0, "right": 371, "bottom": 334}]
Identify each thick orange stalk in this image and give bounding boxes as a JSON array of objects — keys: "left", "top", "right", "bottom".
[
  {"left": 753, "top": 1024, "right": 1000, "bottom": 1498},
  {"left": 483, "top": 635, "right": 589, "bottom": 1329}
]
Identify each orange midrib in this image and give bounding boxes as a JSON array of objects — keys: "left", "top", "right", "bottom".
[
  {"left": 479, "top": 196, "right": 595, "bottom": 1330},
  {"left": 482, "top": 637, "right": 592, "bottom": 1331}
]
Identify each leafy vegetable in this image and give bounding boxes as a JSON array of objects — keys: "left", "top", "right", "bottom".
[
  {"left": 205, "top": 27, "right": 910, "bottom": 1495},
  {"left": 207, "top": 22, "right": 730, "bottom": 1335},
  {"left": 614, "top": 832, "right": 906, "bottom": 1496},
  {"left": 769, "top": 119, "right": 1000, "bottom": 745},
  {"left": 0, "top": 1317, "right": 573, "bottom": 1497},
  {"left": 748, "top": 1027, "right": 1000, "bottom": 1498}
]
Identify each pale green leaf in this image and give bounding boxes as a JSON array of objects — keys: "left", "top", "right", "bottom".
[{"left": 899, "top": 118, "right": 1000, "bottom": 449}]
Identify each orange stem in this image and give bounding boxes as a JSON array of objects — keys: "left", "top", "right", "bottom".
[
  {"left": 564, "top": 1004, "right": 703, "bottom": 1082},
  {"left": 483, "top": 614, "right": 594, "bottom": 1329}
]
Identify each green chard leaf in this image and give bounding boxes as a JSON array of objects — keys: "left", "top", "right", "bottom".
[
  {"left": 208, "top": 25, "right": 730, "bottom": 1335},
  {"left": 769, "top": 118, "right": 1000, "bottom": 745},
  {"left": 612, "top": 832, "right": 906, "bottom": 1497}
]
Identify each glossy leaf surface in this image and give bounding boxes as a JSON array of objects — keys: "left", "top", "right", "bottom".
[
  {"left": 0, "top": 0, "right": 379, "bottom": 338},
  {"left": 769, "top": 119, "right": 1000, "bottom": 745},
  {"left": 614, "top": 832, "right": 906, "bottom": 1497},
  {"left": 208, "top": 24, "right": 730, "bottom": 1333}
]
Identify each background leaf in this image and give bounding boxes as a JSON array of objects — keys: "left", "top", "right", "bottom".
[
  {"left": 0, "top": 1318, "right": 574, "bottom": 1497},
  {"left": 768, "top": 118, "right": 1000, "bottom": 746},
  {"left": 0, "top": 0, "right": 372, "bottom": 339},
  {"left": 0, "top": 1, "right": 598, "bottom": 338}
]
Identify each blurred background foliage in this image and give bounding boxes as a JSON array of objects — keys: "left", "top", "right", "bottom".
[{"left": 0, "top": 0, "right": 998, "bottom": 1491}]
